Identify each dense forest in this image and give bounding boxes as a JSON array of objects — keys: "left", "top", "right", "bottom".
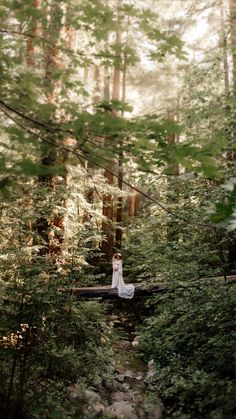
[{"left": 1, "top": 0, "right": 236, "bottom": 418}]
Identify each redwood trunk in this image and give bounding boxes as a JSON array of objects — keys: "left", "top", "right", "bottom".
[
  {"left": 230, "top": 0, "right": 236, "bottom": 96},
  {"left": 26, "top": 0, "right": 41, "bottom": 67},
  {"left": 35, "top": 2, "right": 68, "bottom": 261},
  {"left": 129, "top": 191, "right": 138, "bottom": 223},
  {"left": 101, "top": 21, "right": 122, "bottom": 259},
  {"left": 228, "top": 0, "right": 236, "bottom": 271},
  {"left": 166, "top": 111, "right": 179, "bottom": 242},
  {"left": 221, "top": 0, "right": 230, "bottom": 96}
]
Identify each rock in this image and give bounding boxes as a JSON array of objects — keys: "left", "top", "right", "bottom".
[
  {"left": 124, "top": 370, "right": 135, "bottom": 378},
  {"left": 122, "top": 370, "right": 136, "bottom": 384},
  {"left": 113, "top": 319, "right": 123, "bottom": 325},
  {"left": 146, "top": 359, "right": 157, "bottom": 380},
  {"left": 131, "top": 335, "right": 142, "bottom": 348},
  {"left": 69, "top": 384, "right": 85, "bottom": 404},
  {"left": 112, "top": 391, "right": 134, "bottom": 402},
  {"left": 135, "top": 373, "right": 144, "bottom": 381},
  {"left": 93, "top": 402, "right": 106, "bottom": 414},
  {"left": 84, "top": 389, "right": 102, "bottom": 404},
  {"left": 69, "top": 385, "right": 102, "bottom": 404},
  {"left": 116, "top": 373, "right": 125, "bottom": 382},
  {"left": 106, "top": 401, "right": 138, "bottom": 418},
  {"left": 139, "top": 395, "right": 164, "bottom": 419},
  {"left": 69, "top": 385, "right": 107, "bottom": 417},
  {"left": 107, "top": 360, "right": 116, "bottom": 375},
  {"left": 120, "top": 383, "right": 130, "bottom": 391},
  {"left": 148, "top": 359, "right": 155, "bottom": 368},
  {"left": 103, "top": 379, "right": 118, "bottom": 391},
  {"left": 115, "top": 369, "right": 146, "bottom": 392}
]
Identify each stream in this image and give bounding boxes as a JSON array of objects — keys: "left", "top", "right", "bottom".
[
  {"left": 69, "top": 298, "right": 164, "bottom": 418},
  {"left": 100, "top": 298, "right": 164, "bottom": 418}
]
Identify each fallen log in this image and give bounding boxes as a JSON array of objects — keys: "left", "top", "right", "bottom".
[{"left": 70, "top": 283, "right": 167, "bottom": 299}]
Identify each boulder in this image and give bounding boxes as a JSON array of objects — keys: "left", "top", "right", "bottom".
[
  {"left": 146, "top": 359, "right": 158, "bottom": 380},
  {"left": 111, "top": 391, "right": 134, "bottom": 403},
  {"left": 84, "top": 389, "right": 102, "bottom": 404},
  {"left": 131, "top": 335, "right": 142, "bottom": 348},
  {"left": 116, "top": 373, "right": 125, "bottom": 383},
  {"left": 69, "top": 384, "right": 85, "bottom": 405},
  {"left": 103, "top": 378, "right": 119, "bottom": 392},
  {"left": 93, "top": 402, "right": 106, "bottom": 414},
  {"left": 139, "top": 395, "right": 164, "bottom": 419},
  {"left": 106, "top": 401, "right": 138, "bottom": 418}
]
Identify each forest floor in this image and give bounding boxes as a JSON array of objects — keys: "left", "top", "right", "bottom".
[
  {"left": 70, "top": 297, "right": 164, "bottom": 418},
  {"left": 97, "top": 300, "right": 164, "bottom": 418}
]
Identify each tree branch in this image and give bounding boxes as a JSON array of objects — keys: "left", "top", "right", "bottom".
[{"left": 0, "top": 103, "right": 214, "bottom": 228}]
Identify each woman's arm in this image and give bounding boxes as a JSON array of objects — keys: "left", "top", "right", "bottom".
[{"left": 113, "top": 261, "right": 119, "bottom": 271}]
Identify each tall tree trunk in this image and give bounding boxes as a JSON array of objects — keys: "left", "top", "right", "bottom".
[
  {"left": 101, "top": 5, "right": 122, "bottom": 259},
  {"left": 44, "top": 1, "right": 62, "bottom": 102},
  {"left": 35, "top": 2, "right": 68, "bottom": 262},
  {"left": 112, "top": 27, "right": 121, "bottom": 109},
  {"left": 115, "top": 27, "right": 124, "bottom": 248},
  {"left": 101, "top": 59, "right": 114, "bottom": 260},
  {"left": 230, "top": 0, "right": 236, "bottom": 96},
  {"left": 103, "top": 63, "right": 110, "bottom": 100},
  {"left": 229, "top": 0, "right": 236, "bottom": 146},
  {"left": 93, "top": 64, "right": 101, "bottom": 104},
  {"left": 166, "top": 110, "right": 179, "bottom": 242},
  {"left": 26, "top": 0, "right": 41, "bottom": 67},
  {"left": 129, "top": 190, "right": 139, "bottom": 223},
  {"left": 24, "top": 0, "right": 41, "bottom": 248},
  {"left": 115, "top": 7, "right": 130, "bottom": 247},
  {"left": 227, "top": 0, "right": 236, "bottom": 271},
  {"left": 82, "top": 61, "right": 102, "bottom": 224},
  {"left": 221, "top": 0, "right": 230, "bottom": 96}
]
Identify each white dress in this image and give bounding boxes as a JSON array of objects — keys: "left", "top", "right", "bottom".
[{"left": 111, "top": 260, "right": 135, "bottom": 299}]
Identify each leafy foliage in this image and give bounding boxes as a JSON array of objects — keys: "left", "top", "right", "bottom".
[
  {"left": 137, "top": 283, "right": 236, "bottom": 418},
  {"left": 0, "top": 255, "right": 112, "bottom": 418},
  {"left": 1, "top": 0, "right": 236, "bottom": 418}
]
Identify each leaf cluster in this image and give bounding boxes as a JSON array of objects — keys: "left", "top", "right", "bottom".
[{"left": 138, "top": 283, "right": 236, "bottom": 418}]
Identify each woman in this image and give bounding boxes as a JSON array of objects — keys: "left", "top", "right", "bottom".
[{"left": 111, "top": 252, "right": 135, "bottom": 299}]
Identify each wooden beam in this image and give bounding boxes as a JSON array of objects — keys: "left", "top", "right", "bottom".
[{"left": 70, "top": 283, "right": 167, "bottom": 299}]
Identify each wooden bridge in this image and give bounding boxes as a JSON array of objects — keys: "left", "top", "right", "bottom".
[
  {"left": 68, "top": 274, "right": 236, "bottom": 299},
  {"left": 69, "top": 282, "right": 167, "bottom": 299}
]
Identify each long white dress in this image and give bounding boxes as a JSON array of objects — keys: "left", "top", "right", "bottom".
[{"left": 111, "top": 260, "right": 135, "bottom": 299}]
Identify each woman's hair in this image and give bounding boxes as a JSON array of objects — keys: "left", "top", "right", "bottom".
[{"left": 113, "top": 252, "right": 122, "bottom": 260}]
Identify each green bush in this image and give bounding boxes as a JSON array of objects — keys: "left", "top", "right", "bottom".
[
  {"left": 138, "top": 283, "right": 236, "bottom": 418},
  {"left": 0, "top": 257, "right": 112, "bottom": 418}
]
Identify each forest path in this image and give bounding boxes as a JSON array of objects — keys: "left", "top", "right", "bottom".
[{"left": 101, "top": 299, "right": 164, "bottom": 418}]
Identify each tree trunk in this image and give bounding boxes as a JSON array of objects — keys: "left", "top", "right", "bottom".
[
  {"left": 230, "top": 0, "right": 236, "bottom": 95},
  {"left": 228, "top": 0, "right": 236, "bottom": 271},
  {"left": 115, "top": 41, "right": 125, "bottom": 247},
  {"left": 26, "top": 0, "right": 41, "bottom": 67},
  {"left": 101, "top": 40, "right": 114, "bottom": 257},
  {"left": 166, "top": 111, "right": 179, "bottom": 242},
  {"left": 93, "top": 64, "right": 101, "bottom": 103},
  {"left": 115, "top": 3, "right": 128, "bottom": 247},
  {"left": 103, "top": 63, "right": 110, "bottom": 100},
  {"left": 129, "top": 190, "right": 139, "bottom": 223},
  {"left": 101, "top": 14, "right": 122, "bottom": 259},
  {"left": 221, "top": 0, "right": 230, "bottom": 96},
  {"left": 102, "top": 165, "right": 114, "bottom": 260},
  {"left": 34, "top": 2, "right": 68, "bottom": 261},
  {"left": 82, "top": 61, "right": 102, "bottom": 223}
]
